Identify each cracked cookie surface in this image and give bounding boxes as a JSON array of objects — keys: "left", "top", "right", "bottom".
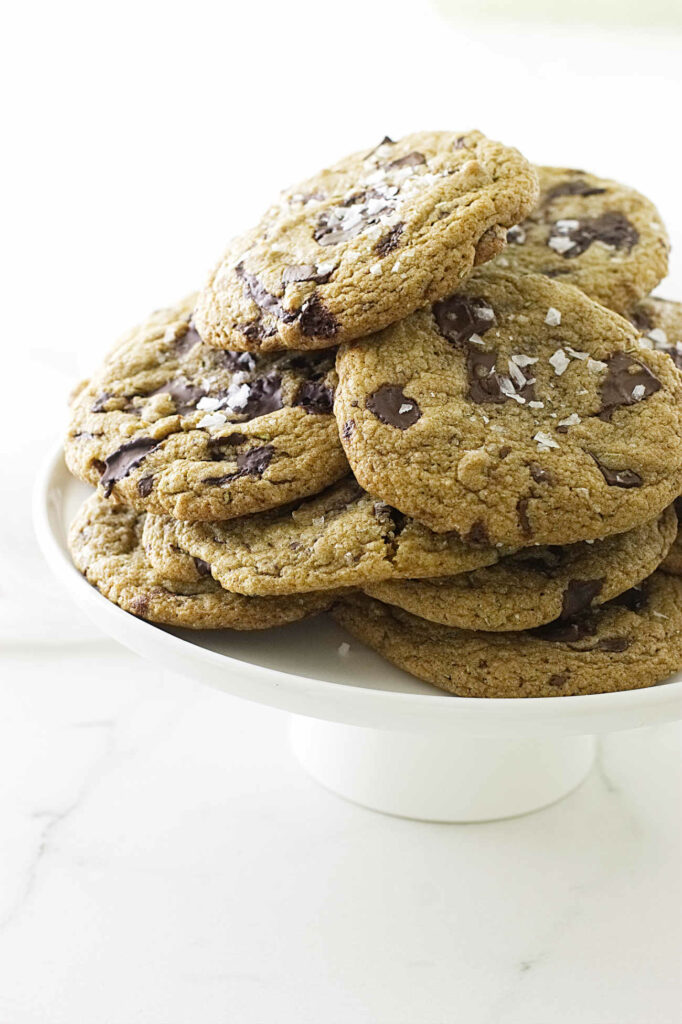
[
  {"left": 497, "top": 166, "right": 668, "bottom": 314},
  {"left": 194, "top": 131, "right": 539, "bottom": 352},
  {"left": 366, "top": 505, "right": 676, "bottom": 631},
  {"left": 335, "top": 267, "right": 682, "bottom": 545},
  {"left": 65, "top": 297, "right": 348, "bottom": 521},
  {"left": 68, "top": 493, "right": 337, "bottom": 629},
  {"left": 142, "top": 477, "right": 507, "bottom": 596},
  {"left": 332, "top": 572, "right": 682, "bottom": 697}
]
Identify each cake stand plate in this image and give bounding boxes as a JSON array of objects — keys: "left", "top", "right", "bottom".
[{"left": 34, "top": 448, "right": 682, "bottom": 822}]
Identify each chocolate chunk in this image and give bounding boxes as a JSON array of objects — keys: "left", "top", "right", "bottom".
[
  {"left": 366, "top": 135, "right": 395, "bottom": 158},
  {"left": 548, "top": 672, "right": 570, "bottom": 688},
  {"left": 341, "top": 419, "right": 355, "bottom": 440},
  {"left": 366, "top": 384, "right": 421, "bottom": 429},
  {"left": 433, "top": 294, "right": 496, "bottom": 346},
  {"left": 561, "top": 578, "right": 604, "bottom": 619},
  {"left": 299, "top": 295, "right": 339, "bottom": 339},
  {"left": 92, "top": 458, "right": 106, "bottom": 476},
  {"left": 385, "top": 151, "right": 426, "bottom": 171},
  {"left": 130, "top": 595, "right": 150, "bottom": 617},
  {"left": 597, "top": 636, "right": 630, "bottom": 652},
  {"left": 374, "top": 222, "right": 404, "bottom": 258},
  {"left": 281, "top": 264, "right": 333, "bottom": 286},
  {"left": 149, "top": 378, "right": 206, "bottom": 414},
  {"left": 629, "top": 307, "right": 654, "bottom": 333},
  {"left": 466, "top": 349, "right": 535, "bottom": 405},
  {"left": 529, "top": 462, "right": 553, "bottom": 484},
  {"left": 545, "top": 179, "right": 607, "bottom": 202},
  {"left": 174, "top": 324, "right": 201, "bottom": 356},
  {"left": 533, "top": 618, "right": 597, "bottom": 643},
  {"left": 465, "top": 520, "right": 490, "bottom": 546},
  {"left": 91, "top": 393, "right": 112, "bottom": 413},
  {"left": 100, "top": 438, "right": 159, "bottom": 496},
  {"left": 658, "top": 345, "right": 682, "bottom": 371},
  {"left": 194, "top": 557, "right": 212, "bottom": 577},
  {"left": 236, "top": 320, "right": 275, "bottom": 344},
  {"left": 313, "top": 187, "right": 397, "bottom": 247},
  {"left": 452, "top": 136, "right": 468, "bottom": 150},
  {"left": 543, "top": 268, "right": 571, "bottom": 278},
  {"left": 293, "top": 379, "right": 334, "bottom": 415},
  {"left": 203, "top": 445, "right": 274, "bottom": 484},
  {"left": 598, "top": 352, "right": 661, "bottom": 421},
  {"left": 207, "top": 433, "right": 247, "bottom": 458},
  {"left": 499, "top": 445, "right": 512, "bottom": 459},
  {"left": 612, "top": 585, "right": 647, "bottom": 613},
  {"left": 137, "top": 475, "right": 154, "bottom": 497},
  {"left": 675, "top": 496, "right": 682, "bottom": 521},
  {"left": 591, "top": 454, "right": 642, "bottom": 488},
  {"left": 235, "top": 263, "right": 295, "bottom": 322},
  {"left": 516, "top": 497, "right": 532, "bottom": 537},
  {"left": 551, "top": 212, "right": 639, "bottom": 258},
  {"left": 238, "top": 374, "right": 283, "bottom": 418},
  {"left": 222, "top": 351, "right": 257, "bottom": 373}
]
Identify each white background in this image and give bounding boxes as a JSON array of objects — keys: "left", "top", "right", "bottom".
[{"left": 2, "top": 1, "right": 682, "bottom": 1021}]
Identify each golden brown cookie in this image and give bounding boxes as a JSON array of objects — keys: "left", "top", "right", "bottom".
[
  {"left": 332, "top": 572, "right": 682, "bottom": 698},
  {"left": 335, "top": 268, "right": 682, "bottom": 544},
  {"left": 194, "top": 131, "right": 538, "bottom": 352}
]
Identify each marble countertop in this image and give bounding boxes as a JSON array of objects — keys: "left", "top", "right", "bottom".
[{"left": 3, "top": 1, "right": 682, "bottom": 1019}]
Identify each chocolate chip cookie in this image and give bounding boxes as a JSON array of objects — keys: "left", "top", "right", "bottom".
[
  {"left": 498, "top": 167, "right": 669, "bottom": 314},
  {"left": 142, "top": 477, "right": 507, "bottom": 596},
  {"left": 335, "top": 268, "right": 682, "bottom": 545},
  {"left": 365, "top": 504, "right": 676, "bottom": 631},
  {"left": 332, "top": 571, "right": 682, "bottom": 697},
  {"left": 69, "top": 493, "right": 336, "bottom": 629},
  {"left": 194, "top": 131, "right": 539, "bottom": 352},
  {"left": 65, "top": 297, "right": 348, "bottom": 521}
]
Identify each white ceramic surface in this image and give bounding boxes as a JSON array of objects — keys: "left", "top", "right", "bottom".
[{"left": 34, "top": 447, "right": 682, "bottom": 821}]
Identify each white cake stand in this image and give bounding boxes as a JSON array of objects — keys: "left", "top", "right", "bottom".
[{"left": 34, "top": 448, "right": 682, "bottom": 822}]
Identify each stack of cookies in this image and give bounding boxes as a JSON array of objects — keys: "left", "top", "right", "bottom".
[{"left": 65, "top": 131, "right": 682, "bottom": 697}]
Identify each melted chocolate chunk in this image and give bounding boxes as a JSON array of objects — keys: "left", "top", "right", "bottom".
[
  {"left": 628, "top": 307, "right": 654, "bottom": 333},
  {"left": 313, "top": 187, "right": 397, "bottom": 247},
  {"left": 293, "top": 379, "right": 334, "bottom": 415},
  {"left": 551, "top": 212, "right": 639, "bottom": 258},
  {"left": 366, "top": 385, "right": 421, "bottom": 429},
  {"left": 545, "top": 179, "right": 607, "bottom": 202},
  {"left": 223, "top": 351, "right": 257, "bottom": 373},
  {"left": 433, "top": 294, "right": 496, "bottom": 346},
  {"left": 235, "top": 263, "right": 295, "bottom": 322},
  {"left": 91, "top": 393, "right": 112, "bottom": 413},
  {"left": 452, "top": 136, "right": 468, "bottom": 150},
  {"left": 465, "top": 520, "right": 490, "bottom": 546},
  {"left": 499, "top": 445, "right": 512, "bottom": 459},
  {"left": 130, "top": 594, "right": 150, "bottom": 617},
  {"left": 299, "top": 295, "right": 339, "bottom": 339},
  {"left": 92, "top": 458, "right": 106, "bottom": 476},
  {"left": 203, "top": 445, "right": 274, "bottom": 484},
  {"left": 658, "top": 345, "right": 682, "bottom": 371},
  {"left": 533, "top": 618, "right": 597, "bottom": 643},
  {"left": 561, "top": 578, "right": 604, "bottom": 619},
  {"left": 385, "top": 151, "right": 426, "bottom": 171},
  {"left": 612, "top": 585, "right": 647, "bottom": 613},
  {"left": 236, "top": 319, "right": 276, "bottom": 343},
  {"left": 281, "top": 264, "right": 333, "bottom": 286},
  {"left": 238, "top": 374, "right": 283, "bottom": 418},
  {"left": 137, "top": 475, "right": 154, "bottom": 497},
  {"left": 548, "top": 672, "right": 570, "bottom": 688},
  {"left": 149, "top": 378, "right": 207, "bottom": 414},
  {"left": 466, "top": 349, "right": 535, "bottom": 405},
  {"left": 593, "top": 459, "right": 642, "bottom": 488},
  {"left": 529, "top": 462, "right": 553, "bottom": 484},
  {"left": 516, "top": 497, "right": 532, "bottom": 537},
  {"left": 597, "top": 636, "right": 630, "bottom": 653},
  {"left": 100, "top": 438, "right": 159, "bottom": 496},
  {"left": 194, "top": 557, "right": 212, "bottom": 577},
  {"left": 543, "top": 268, "right": 571, "bottom": 278},
  {"left": 598, "top": 351, "right": 661, "bottom": 421},
  {"left": 341, "top": 419, "right": 355, "bottom": 440},
  {"left": 374, "top": 222, "right": 404, "bottom": 258},
  {"left": 174, "top": 324, "right": 201, "bottom": 356}
]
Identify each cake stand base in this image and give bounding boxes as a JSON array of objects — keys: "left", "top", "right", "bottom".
[{"left": 290, "top": 715, "right": 596, "bottom": 822}]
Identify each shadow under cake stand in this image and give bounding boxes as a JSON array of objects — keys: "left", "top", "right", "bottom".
[{"left": 34, "top": 447, "right": 682, "bottom": 823}]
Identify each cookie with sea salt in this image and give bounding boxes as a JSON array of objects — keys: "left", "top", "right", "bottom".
[
  {"left": 142, "top": 477, "right": 507, "bottom": 596},
  {"left": 332, "top": 572, "right": 682, "bottom": 698},
  {"left": 335, "top": 268, "right": 682, "bottom": 545},
  {"left": 194, "top": 131, "right": 539, "bottom": 352},
  {"left": 498, "top": 166, "right": 669, "bottom": 314},
  {"left": 65, "top": 296, "right": 348, "bottom": 521},
  {"left": 68, "top": 494, "right": 336, "bottom": 630},
  {"left": 365, "top": 504, "right": 676, "bottom": 631}
]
